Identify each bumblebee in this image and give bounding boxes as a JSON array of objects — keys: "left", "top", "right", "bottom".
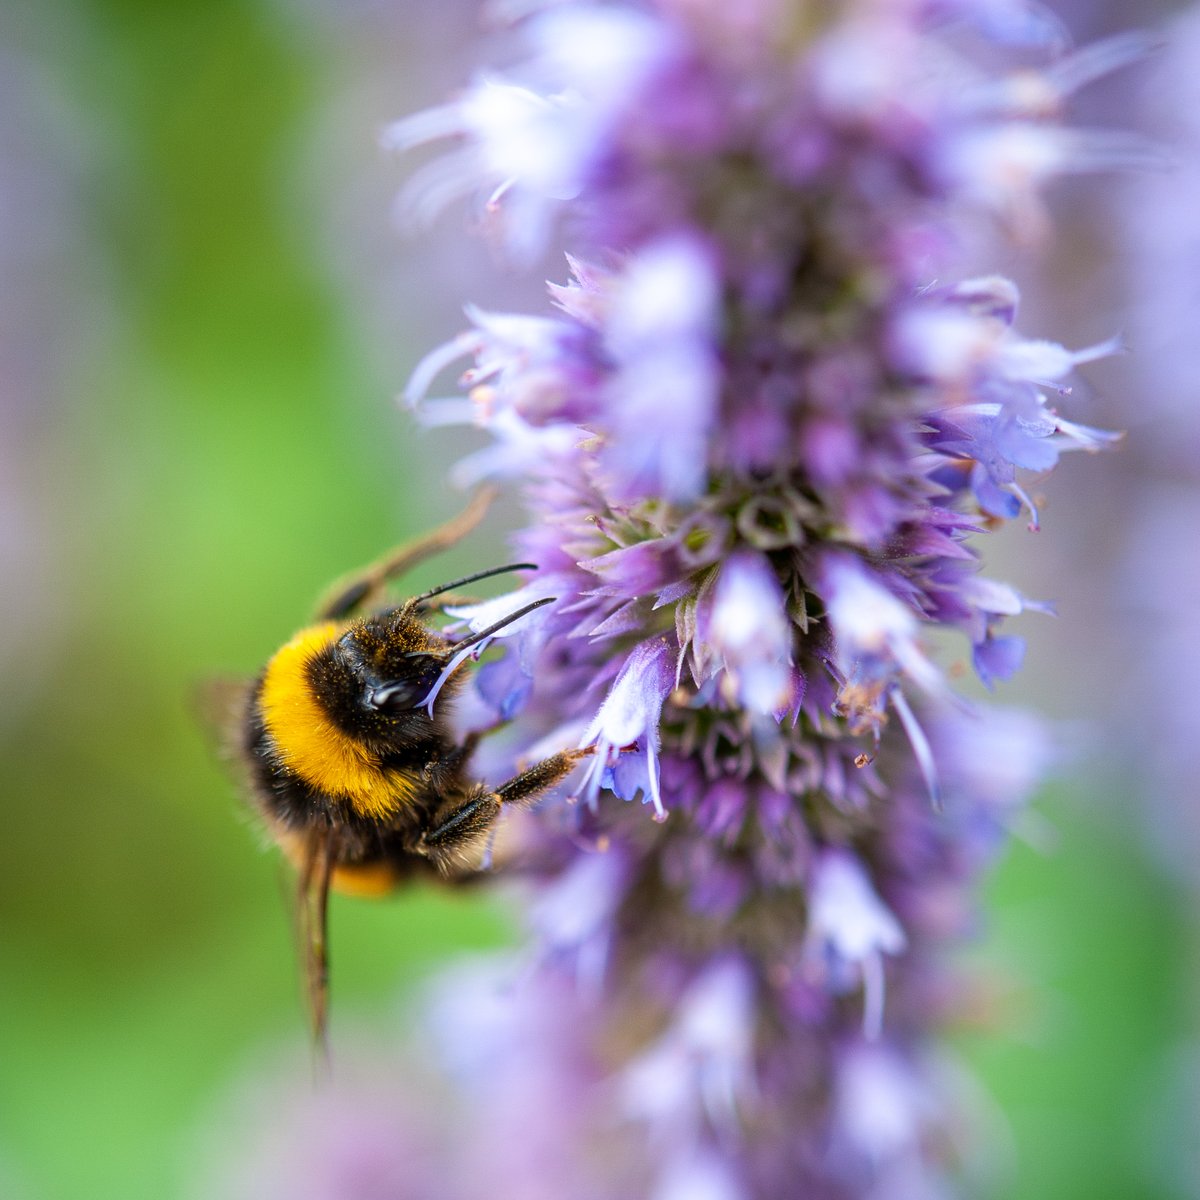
[{"left": 224, "top": 492, "right": 586, "bottom": 1043}]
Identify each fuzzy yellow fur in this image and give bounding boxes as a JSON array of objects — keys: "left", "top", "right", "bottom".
[{"left": 260, "top": 622, "right": 417, "bottom": 819}]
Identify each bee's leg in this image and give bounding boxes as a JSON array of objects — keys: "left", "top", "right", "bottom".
[
  {"left": 316, "top": 487, "right": 496, "bottom": 621},
  {"left": 419, "top": 786, "right": 502, "bottom": 873},
  {"left": 493, "top": 747, "right": 594, "bottom": 810},
  {"left": 418, "top": 748, "right": 591, "bottom": 871},
  {"left": 419, "top": 730, "right": 483, "bottom": 792}
]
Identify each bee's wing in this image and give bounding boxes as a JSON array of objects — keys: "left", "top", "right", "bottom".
[
  {"left": 296, "top": 824, "right": 335, "bottom": 1058},
  {"left": 193, "top": 674, "right": 278, "bottom": 850},
  {"left": 193, "top": 675, "right": 253, "bottom": 774}
]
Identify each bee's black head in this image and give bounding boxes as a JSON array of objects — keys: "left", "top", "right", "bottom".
[{"left": 306, "top": 611, "right": 455, "bottom": 748}]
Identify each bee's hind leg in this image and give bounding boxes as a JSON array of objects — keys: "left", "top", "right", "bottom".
[{"left": 316, "top": 487, "right": 496, "bottom": 621}]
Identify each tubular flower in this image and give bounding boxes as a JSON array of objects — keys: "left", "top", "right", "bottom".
[{"left": 391, "top": 1, "right": 1128, "bottom": 1194}]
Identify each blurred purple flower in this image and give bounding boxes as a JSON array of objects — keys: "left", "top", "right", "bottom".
[
  {"left": 190, "top": 1047, "right": 454, "bottom": 1200},
  {"left": 1117, "top": 4, "right": 1200, "bottom": 892},
  {"left": 805, "top": 849, "right": 908, "bottom": 1041}
]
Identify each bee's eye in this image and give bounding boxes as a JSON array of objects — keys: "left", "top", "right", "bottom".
[{"left": 365, "top": 655, "right": 444, "bottom": 712}]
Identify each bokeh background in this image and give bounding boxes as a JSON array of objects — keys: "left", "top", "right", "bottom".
[{"left": 0, "top": 1, "right": 1194, "bottom": 1198}]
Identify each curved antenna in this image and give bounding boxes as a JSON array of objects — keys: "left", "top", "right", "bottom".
[
  {"left": 418, "top": 595, "right": 557, "bottom": 716},
  {"left": 408, "top": 562, "right": 538, "bottom": 608},
  {"left": 450, "top": 595, "right": 556, "bottom": 653}
]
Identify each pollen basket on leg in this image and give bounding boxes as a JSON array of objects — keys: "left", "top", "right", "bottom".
[{"left": 258, "top": 622, "right": 417, "bottom": 819}]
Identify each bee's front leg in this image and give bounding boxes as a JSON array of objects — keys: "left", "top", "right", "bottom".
[
  {"left": 493, "top": 748, "right": 593, "bottom": 810},
  {"left": 419, "top": 730, "right": 482, "bottom": 787}
]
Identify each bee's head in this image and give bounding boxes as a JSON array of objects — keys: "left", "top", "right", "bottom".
[{"left": 306, "top": 611, "right": 456, "bottom": 748}]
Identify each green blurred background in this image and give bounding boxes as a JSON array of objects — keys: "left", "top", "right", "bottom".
[{"left": 0, "top": 1, "right": 1191, "bottom": 1198}]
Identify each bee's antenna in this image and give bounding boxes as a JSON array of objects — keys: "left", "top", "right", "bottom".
[
  {"left": 419, "top": 596, "right": 557, "bottom": 716},
  {"left": 449, "top": 595, "right": 556, "bottom": 653},
  {"left": 409, "top": 562, "right": 538, "bottom": 607}
]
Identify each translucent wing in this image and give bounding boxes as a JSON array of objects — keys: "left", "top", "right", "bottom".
[{"left": 192, "top": 675, "right": 253, "bottom": 778}]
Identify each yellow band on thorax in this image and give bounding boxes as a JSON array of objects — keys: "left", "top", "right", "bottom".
[{"left": 259, "top": 622, "right": 416, "bottom": 819}]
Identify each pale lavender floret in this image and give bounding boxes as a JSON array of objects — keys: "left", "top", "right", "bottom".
[
  {"left": 936, "top": 122, "right": 1151, "bottom": 229},
  {"left": 527, "top": 848, "right": 630, "bottom": 991},
  {"left": 452, "top": 409, "right": 586, "bottom": 490},
  {"left": 406, "top": 304, "right": 600, "bottom": 426},
  {"left": 652, "top": 1151, "right": 747, "bottom": 1200},
  {"left": 409, "top": 243, "right": 725, "bottom": 502},
  {"left": 600, "top": 235, "right": 722, "bottom": 502},
  {"left": 818, "top": 551, "right": 943, "bottom": 706},
  {"left": 420, "top": 580, "right": 558, "bottom": 714},
  {"left": 619, "top": 957, "right": 756, "bottom": 1139},
  {"left": 830, "top": 1042, "right": 946, "bottom": 1195},
  {"left": 968, "top": 31, "right": 1158, "bottom": 116},
  {"left": 928, "top": 0, "right": 1071, "bottom": 48},
  {"left": 971, "top": 633, "right": 1025, "bottom": 689},
  {"left": 893, "top": 279, "right": 1122, "bottom": 526},
  {"left": 702, "top": 550, "right": 795, "bottom": 716},
  {"left": 384, "top": 4, "right": 674, "bottom": 258},
  {"left": 443, "top": 582, "right": 557, "bottom": 639},
  {"left": 804, "top": 850, "right": 908, "bottom": 1041},
  {"left": 888, "top": 275, "right": 1119, "bottom": 388},
  {"left": 578, "top": 636, "right": 675, "bottom": 819}
]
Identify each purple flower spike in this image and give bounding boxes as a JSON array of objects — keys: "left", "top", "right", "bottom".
[{"left": 331, "top": 2, "right": 1137, "bottom": 1195}]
